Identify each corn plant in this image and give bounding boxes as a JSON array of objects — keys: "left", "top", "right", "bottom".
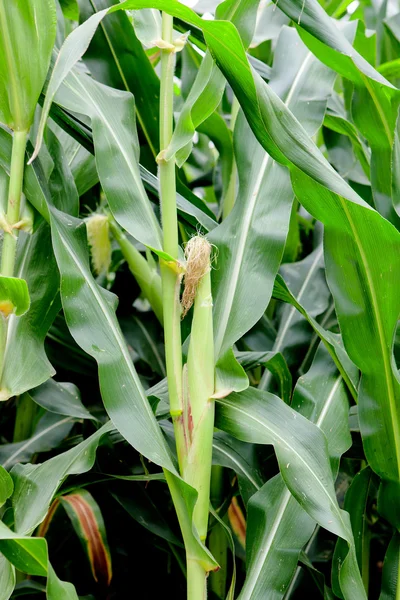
[{"left": 0, "top": 0, "right": 400, "bottom": 597}]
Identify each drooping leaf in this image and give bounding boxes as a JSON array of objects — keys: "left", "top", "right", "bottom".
[
  {"left": 209, "top": 26, "right": 336, "bottom": 393},
  {"left": 259, "top": 243, "right": 330, "bottom": 390},
  {"left": 236, "top": 351, "right": 292, "bottom": 404},
  {"left": 215, "top": 385, "right": 365, "bottom": 599},
  {"left": 21, "top": 144, "right": 217, "bottom": 571},
  {"left": 273, "top": 274, "right": 359, "bottom": 401},
  {"left": 30, "top": 379, "right": 94, "bottom": 421},
  {"left": 60, "top": 489, "right": 112, "bottom": 586},
  {"left": 0, "top": 412, "right": 75, "bottom": 470},
  {"left": 240, "top": 343, "right": 353, "bottom": 599},
  {"left": 11, "top": 421, "right": 115, "bottom": 535}
]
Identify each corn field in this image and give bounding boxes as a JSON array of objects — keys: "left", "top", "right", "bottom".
[{"left": 0, "top": 0, "right": 399, "bottom": 598}]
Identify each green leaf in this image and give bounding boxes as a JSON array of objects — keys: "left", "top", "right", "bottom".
[
  {"left": 240, "top": 474, "right": 315, "bottom": 600},
  {"left": 209, "top": 111, "right": 292, "bottom": 390},
  {"left": 0, "top": 555, "right": 14, "bottom": 600},
  {"left": 20, "top": 151, "right": 217, "bottom": 571},
  {"left": 78, "top": 0, "right": 160, "bottom": 156},
  {"left": 333, "top": 468, "right": 378, "bottom": 596},
  {"left": 0, "top": 276, "right": 29, "bottom": 318},
  {"left": 0, "top": 522, "right": 47, "bottom": 577},
  {"left": 236, "top": 350, "right": 292, "bottom": 404},
  {"left": 215, "top": 385, "right": 365, "bottom": 599},
  {"left": 0, "top": 466, "right": 13, "bottom": 507},
  {"left": 53, "top": 68, "right": 163, "bottom": 251},
  {"left": 323, "top": 111, "right": 370, "bottom": 180},
  {"left": 0, "top": 223, "right": 60, "bottom": 401},
  {"left": 380, "top": 532, "right": 400, "bottom": 600},
  {"left": 0, "top": 412, "right": 75, "bottom": 470},
  {"left": 60, "top": 489, "right": 112, "bottom": 586},
  {"left": 10, "top": 421, "right": 115, "bottom": 535},
  {"left": 0, "top": 0, "right": 57, "bottom": 130},
  {"left": 60, "top": 0, "right": 79, "bottom": 21},
  {"left": 240, "top": 343, "right": 353, "bottom": 599},
  {"left": 259, "top": 244, "right": 330, "bottom": 391},
  {"left": 212, "top": 431, "right": 263, "bottom": 505},
  {"left": 165, "top": 0, "right": 260, "bottom": 166},
  {"left": 209, "top": 25, "right": 335, "bottom": 392},
  {"left": 273, "top": 274, "right": 359, "bottom": 401},
  {"left": 46, "top": 563, "right": 79, "bottom": 600},
  {"left": 30, "top": 379, "right": 95, "bottom": 421}
]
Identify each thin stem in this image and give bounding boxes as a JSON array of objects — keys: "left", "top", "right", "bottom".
[
  {"left": 109, "top": 219, "right": 164, "bottom": 325},
  {"left": 1, "top": 129, "right": 28, "bottom": 276},
  {"left": 209, "top": 466, "right": 228, "bottom": 598},
  {"left": 158, "top": 13, "right": 186, "bottom": 468},
  {"left": 13, "top": 392, "right": 36, "bottom": 442}
]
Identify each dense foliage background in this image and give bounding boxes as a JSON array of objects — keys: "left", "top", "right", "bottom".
[{"left": 1, "top": 0, "right": 400, "bottom": 598}]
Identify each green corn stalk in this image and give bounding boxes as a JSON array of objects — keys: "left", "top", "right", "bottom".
[
  {"left": 108, "top": 218, "right": 164, "bottom": 325},
  {"left": 158, "top": 12, "right": 216, "bottom": 598}
]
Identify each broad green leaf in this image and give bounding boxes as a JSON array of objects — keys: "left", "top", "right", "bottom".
[
  {"left": 273, "top": 274, "right": 359, "bottom": 400},
  {"left": 165, "top": 0, "right": 260, "bottom": 166},
  {"left": 259, "top": 244, "right": 330, "bottom": 391},
  {"left": 209, "top": 111, "right": 292, "bottom": 390},
  {"left": 209, "top": 26, "right": 335, "bottom": 393},
  {"left": 274, "top": 0, "right": 400, "bottom": 220},
  {"left": 107, "top": 1, "right": 400, "bottom": 533},
  {"left": 60, "top": 489, "right": 112, "bottom": 586},
  {"left": 0, "top": 555, "right": 14, "bottom": 600},
  {"left": 323, "top": 110, "right": 370, "bottom": 180},
  {"left": 0, "top": 224, "right": 60, "bottom": 401},
  {"left": 240, "top": 474, "right": 315, "bottom": 600},
  {"left": 11, "top": 421, "right": 115, "bottom": 535},
  {"left": 0, "top": 0, "right": 57, "bottom": 130},
  {"left": 54, "top": 68, "right": 163, "bottom": 250},
  {"left": 0, "top": 412, "right": 75, "bottom": 470},
  {"left": 0, "top": 522, "right": 47, "bottom": 577},
  {"left": 47, "top": 564, "right": 79, "bottom": 600},
  {"left": 21, "top": 151, "right": 217, "bottom": 571},
  {"left": 30, "top": 379, "right": 94, "bottom": 421},
  {"left": 212, "top": 431, "right": 263, "bottom": 504},
  {"left": 236, "top": 350, "right": 292, "bottom": 404},
  {"left": 215, "top": 384, "right": 365, "bottom": 599},
  {"left": 240, "top": 343, "right": 353, "bottom": 599},
  {"left": 78, "top": 0, "right": 160, "bottom": 156}
]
